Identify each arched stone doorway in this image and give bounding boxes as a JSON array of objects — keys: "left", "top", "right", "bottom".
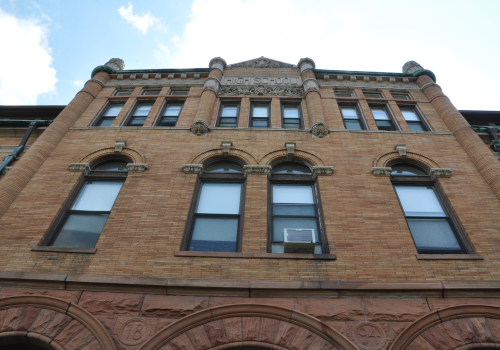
[
  {"left": 390, "top": 305, "right": 500, "bottom": 349},
  {"left": 139, "top": 304, "right": 357, "bottom": 350},
  {"left": 0, "top": 296, "right": 115, "bottom": 350}
]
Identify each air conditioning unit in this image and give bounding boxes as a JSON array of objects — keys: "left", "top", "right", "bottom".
[{"left": 283, "top": 228, "right": 315, "bottom": 254}]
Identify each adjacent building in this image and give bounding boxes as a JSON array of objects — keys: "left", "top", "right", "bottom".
[{"left": 0, "top": 57, "right": 499, "bottom": 350}]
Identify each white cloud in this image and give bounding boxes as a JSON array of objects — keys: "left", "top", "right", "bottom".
[
  {"left": 0, "top": 8, "right": 57, "bottom": 105},
  {"left": 118, "top": 3, "right": 161, "bottom": 35},
  {"left": 72, "top": 80, "right": 84, "bottom": 87}
]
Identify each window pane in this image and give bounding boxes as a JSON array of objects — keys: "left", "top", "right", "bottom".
[
  {"left": 128, "top": 116, "right": 146, "bottom": 126},
  {"left": 272, "top": 164, "right": 311, "bottom": 174},
  {"left": 408, "top": 122, "right": 426, "bottom": 132},
  {"left": 220, "top": 117, "right": 237, "bottom": 127},
  {"left": 273, "top": 185, "right": 314, "bottom": 204},
  {"left": 335, "top": 91, "right": 354, "bottom": 97},
  {"left": 142, "top": 90, "right": 160, "bottom": 95},
  {"left": 253, "top": 106, "right": 268, "bottom": 118},
  {"left": 376, "top": 120, "right": 396, "bottom": 131},
  {"left": 95, "top": 162, "right": 128, "bottom": 171},
  {"left": 52, "top": 213, "right": 109, "bottom": 248},
  {"left": 72, "top": 182, "right": 123, "bottom": 211},
  {"left": 283, "top": 121, "right": 300, "bottom": 129},
  {"left": 392, "top": 94, "right": 409, "bottom": 100},
  {"left": 283, "top": 106, "right": 299, "bottom": 119},
  {"left": 222, "top": 106, "right": 238, "bottom": 117},
  {"left": 394, "top": 186, "right": 446, "bottom": 217},
  {"left": 164, "top": 104, "right": 182, "bottom": 116},
  {"left": 365, "top": 93, "right": 382, "bottom": 98},
  {"left": 341, "top": 106, "right": 358, "bottom": 119},
  {"left": 133, "top": 103, "right": 153, "bottom": 116},
  {"left": 104, "top": 104, "right": 124, "bottom": 116},
  {"left": 252, "top": 119, "right": 268, "bottom": 127},
  {"left": 159, "top": 116, "right": 177, "bottom": 127},
  {"left": 273, "top": 217, "right": 319, "bottom": 242},
  {"left": 170, "top": 90, "right": 189, "bottom": 95},
  {"left": 97, "top": 117, "right": 115, "bottom": 127},
  {"left": 400, "top": 108, "right": 420, "bottom": 121},
  {"left": 273, "top": 204, "right": 316, "bottom": 216},
  {"left": 391, "top": 165, "right": 426, "bottom": 175},
  {"left": 371, "top": 107, "right": 389, "bottom": 120},
  {"left": 407, "top": 218, "right": 462, "bottom": 251},
  {"left": 205, "top": 163, "right": 242, "bottom": 173},
  {"left": 197, "top": 183, "right": 241, "bottom": 214},
  {"left": 344, "top": 120, "right": 363, "bottom": 130},
  {"left": 190, "top": 217, "right": 238, "bottom": 252},
  {"left": 115, "top": 91, "right": 132, "bottom": 96}
]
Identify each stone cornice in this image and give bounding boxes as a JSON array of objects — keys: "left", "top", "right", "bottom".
[
  {"left": 106, "top": 79, "right": 206, "bottom": 88},
  {"left": 319, "top": 80, "right": 420, "bottom": 90}
]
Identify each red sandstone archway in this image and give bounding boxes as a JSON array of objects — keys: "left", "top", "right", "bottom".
[
  {"left": 0, "top": 296, "right": 116, "bottom": 350},
  {"left": 139, "top": 304, "right": 357, "bottom": 350},
  {"left": 390, "top": 305, "right": 500, "bottom": 350}
]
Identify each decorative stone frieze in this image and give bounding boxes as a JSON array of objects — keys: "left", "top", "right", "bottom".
[
  {"left": 324, "top": 75, "right": 330, "bottom": 81},
  {"left": 312, "top": 166, "right": 334, "bottom": 176},
  {"left": 130, "top": 74, "right": 136, "bottom": 80},
  {"left": 403, "top": 60, "right": 424, "bottom": 74},
  {"left": 126, "top": 163, "right": 148, "bottom": 173},
  {"left": 371, "top": 167, "right": 392, "bottom": 176},
  {"left": 142, "top": 74, "right": 149, "bottom": 80},
  {"left": 285, "top": 142, "right": 296, "bottom": 158},
  {"left": 395, "top": 144, "right": 407, "bottom": 158},
  {"left": 298, "top": 57, "right": 315, "bottom": 72},
  {"left": 221, "top": 76, "right": 301, "bottom": 86},
  {"left": 202, "top": 77, "right": 220, "bottom": 93},
  {"left": 230, "top": 56, "right": 292, "bottom": 69},
  {"left": 243, "top": 165, "right": 272, "bottom": 175},
  {"left": 117, "top": 74, "right": 124, "bottom": 80},
  {"left": 182, "top": 164, "right": 203, "bottom": 174},
  {"left": 190, "top": 120, "right": 210, "bottom": 136},
  {"left": 430, "top": 168, "right": 452, "bottom": 178},
  {"left": 115, "top": 140, "right": 127, "bottom": 154},
  {"left": 69, "top": 163, "right": 90, "bottom": 174},
  {"left": 155, "top": 74, "right": 161, "bottom": 80},
  {"left": 219, "top": 85, "right": 303, "bottom": 97},
  {"left": 168, "top": 73, "right": 174, "bottom": 79},
  {"left": 302, "top": 78, "right": 320, "bottom": 93},
  {"left": 105, "top": 58, "right": 125, "bottom": 70},
  {"left": 319, "top": 80, "right": 419, "bottom": 91},
  {"left": 310, "top": 121, "right": 329, "bottom": 138},
  {"left": 180, "top": 74, "right": 187, "bottom": 79},
  {"left": 221, "top": 141, "right": 232, "bottom": 156}
]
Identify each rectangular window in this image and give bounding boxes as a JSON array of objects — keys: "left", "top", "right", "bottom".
[
  {"left": 281, "top": 104, "right": 302, "bottom": 129},
  {"left": 400, "top": 106, "right": 429, "bottom": 131},
  {"left": 371, "top": 105, "right": 397, "bottom": 131},
  {"left": 51, "top": 181, "right": 123, "bottom": 248},
  {"left": 271, "top": 184, "right": 322, "bottom": 254},
  {"left": 189, "top": 183, "right": 242, "bottom": 252},
  {"left": 339, "top": 104, "right": 365, "bottom": 130},
  {"left": 157, "top": 102, "right": 184, "bottom": 127},
  {"left": 126, "top": 102, "right": 153, "bottom": 126},
  {"left": 334, "top": 90, "right": 355, "bottom": 98},
  {"left": 169, "top": 90, "right": 189, "bottom": 95},
  {"left": 141, "top": 89, "right": 161, "bottom": 96},
  {"left": 394, "top": 185, "right": 463, "bottom": 253},
  {"left": 250, "top": 102, "right": 270, "bottom": 127},
  {"left": 364, "top": 92, "right": 384, "bottom": 99},
  {"left": 114, "top": 90, "right": 132, "bottom": 97},
  {"left": 392, "top": 93, "right": 412, "bottom": 100},
  {"left": 96, "top": 103, "right": 124, "bottom": 127},
  {"left": 217, "top": 102, "right": 240, "bottom": 127}
]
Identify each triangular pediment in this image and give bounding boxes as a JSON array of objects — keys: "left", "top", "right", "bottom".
[{"left": 229, "top": 56, "right": 295, "bottom": 69}]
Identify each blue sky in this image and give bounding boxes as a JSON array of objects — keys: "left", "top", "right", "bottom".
[{"left": 0, "top": 0, "right": 499, "bottom": 110}]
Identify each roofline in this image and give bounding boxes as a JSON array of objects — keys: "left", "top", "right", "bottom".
[{"left": 313, "top": 69, "right": 413, "bottom": 77}]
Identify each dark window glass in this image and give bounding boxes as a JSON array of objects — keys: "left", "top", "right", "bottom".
[
  {"left": 205, "top": 163, "right": 243, "bottom": 173},
  {"left": 189, "top": 183, "right": 242, "bottom": 252},
  {"left": 251, "top": 103, "right": 269, "bottom": 127},
  {"left": 272, "top": 164, "right": 311, "bottom": 174},
  {"left": 127, "top": 103, "right": 153, "bottom": 126},
  {"left": 392, "top": 93, "right": 411, "bottom": 100},
  {"left": 95, "top": 162, "right": 128, "bottom": 171},
  {"left": 115, "top": 91, "right": 132, "bottom": 97},
  {"left": 391, "top": 164, "right": 426, "bottom": 176},
  {"left": 219, "top": 104, "right": 239, "bottom": 127},
  {"left": 142, "top": 90, "right": 161, "bottom": 95},
  {"left": 158, "top": 103, "right": 183, "bottom": 127},
  {"left": 96, "top": 103, "right": 124, "bottom": 126},
  {"left": 364, "top": 92, "right": 383, "bottom": 98},
  {"left": 335, "top": 91, "right": 355, "bottom": 97},
  {"left": 282, "top": 105, "right": 301, "bottom": 129},
  {"left": 371, "top": 106, "right": 396, "bottom": 131},
  {"left": 400, "top": 107, "right": 428, "bottom": 131},
  {"left": 169, "top": 90, "right": 189, "bottom": 95},
  {"left": 340, "top": 105, "right": 364, "bottom": 130}
]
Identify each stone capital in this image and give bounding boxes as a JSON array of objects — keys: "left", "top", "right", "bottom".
[
  {"left": 209, "top": 57, "right": 227, "bottom": 71},
  {"left": 203, "top": 77, "right": 220, "bottom": 93},
  {"left": 105, "top": 58, "right": 125, "bottom": 70},
  {"left": 298, "top": 57, "right": 316, "bottom": 72},
  {"left": 302, "top": 78, "right": 320, "bottom": 93}
]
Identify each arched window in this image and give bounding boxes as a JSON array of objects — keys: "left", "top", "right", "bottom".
[
  {"left": 182, "top": 159, "right": 246, "bottom": 252},
  {"left": 42, "top": 159, "right": 128, "bottom": 250},
  {"left": 390, "top": 162, "right": 472, "bottom": 254},
  {"left": 268, "top": 161, "right": 328, "bottom": 254}
]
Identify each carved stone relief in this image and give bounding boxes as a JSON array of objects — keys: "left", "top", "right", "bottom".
[
  {"left": 219, "top": 85, "right": 304, "bottom": 97},
  {"left": 319, "top": 80, "right": 419, "bottom": 91},
  {"left": 190, "top": 120, "right": 210, "bottom": 136},
  {"left": 118, "top": 317, "right": 151, "bottom": 346},
  {"left": 310, "top": 121, "right": 329, "bottom": 138},
  {"left": 352, "top": 322, "right": 387, "bottom": 350},
  {"left": 229, "top": 57, "right": 294, "bottom": 68},
  {"left": 221, "top": 76, "right": 302, "bottom": 86}
]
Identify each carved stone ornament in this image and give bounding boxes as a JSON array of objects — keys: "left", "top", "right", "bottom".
[
  {"left": 312, "top": 166, "right": 334, "bottom": 176},
  {"left": 243, "top": 165, "right": 272, "bottom": 175},
  {"left": 285, "top": 142, "right": 296, "bottom": 158},
  {"left": 302, "top": 78, "right": 320, "bottom": 93},
  {"left": 430, "top": 168, "right": 452, "bottom": 178},
  {"left": 155, "top": 73, "right": 161, "bottom": 80},
  {"left": 230, "top": 56, "right": 294, "bottom": 69},
  {"left": 371, "top": 167, "right": 392, "bottom": 176},
  {"left": 376, "top": 77, "right": 383, "bottom": 82},
  {"left": 395, "top": 144, "right": 407, "bottom": 158},
  {"left": 126, "top": 163, "right": 148, "bottom": 173},
  {"left": 363, "top": 76, "right": 370, "bottom": 82},
  {"left": 194, "top": 73, "right": 200, "bottom": 79},
  {"left": 104, "top": 58, "right": 125, "bottom": 70},
  {"left": 142, "top": 74, "right": 149, "bottom": 80},
  {"left": 350, "top": 76, "right": 356, "bottom": 82},
  {"left": 403, "top": 60, "right": 424, "bottom": 74},
  {"left": 337, "top": 75, "right": 343, "bottom": 81},
  {"left": 129, "top": 74, "right": 136, "bottom": 80},
  {"left": 181, "top": 73, "right": 187, "bottom": 79},
  {"left": 352, "top": 322, "right": 387, "bottom": 350},
  {"left": 324, "top": 75, "right": 330, "bottom": 81},
  {"left": 115, "top": 140, "right": 127, "bottom": 154},
  {"left": 310, "top": 121, "right": 329, "bottom": 138},
  {"left": 209, "top": 57, "right": 227, "bottom": 71},
  {"left": 117, "top": 74, "right": 124, "bottom": 80},
  {"left": 389, "top": 77, "right": 396, "bottom": 83},
  {"left": 219, "top": 85, "right": 304, "bottom": 97},
  {"left": 221, "top": 141, "right": 233, "bottom": 156},
  {"left": 168, "top": 73, "right": 174, "bottom": 79},
  {"left": 190, "top": 120, "right": 210, "bottom": 136},
  {"left": 69, "top": 163, "right": 90, "bottom": 174},
  {"left": 297, "top": 57, "right": 315, "bottom": 72},
  {"left": 182, "top": 164, "right": 203, "bottom": 174},
  {"left": 402, "top": 77, "right": 410, "bottom": 83},
  {"left": 118, "top": 317, "right": 150, "bottom": 345}
]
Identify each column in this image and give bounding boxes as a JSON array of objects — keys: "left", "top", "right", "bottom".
[
  {"left": 190, "top": 57, "right": 226, "bottom": 136},
  {"left": 298, "top": 58, "right": 329, "bottom": 138},
  {"left": 0, "top": 58, "right": 123, "bottom": 217},
  {"left": 405, "top": 61, "right": 500, "bottom": 200}
]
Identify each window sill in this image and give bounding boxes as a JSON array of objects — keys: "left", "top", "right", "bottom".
[
  {"left": 174, "top": 251, "right": 336, "bottom": 260},
  {"left": 416, "top": 254, "right": 483, "bottom": 260},
  {"left": 31, "top": 246, "right": 96, "bottom": 254}
]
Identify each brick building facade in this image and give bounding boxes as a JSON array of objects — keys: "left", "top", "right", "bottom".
[{"left": 0, "top": 57, "right": 499, "bottom": 350}]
